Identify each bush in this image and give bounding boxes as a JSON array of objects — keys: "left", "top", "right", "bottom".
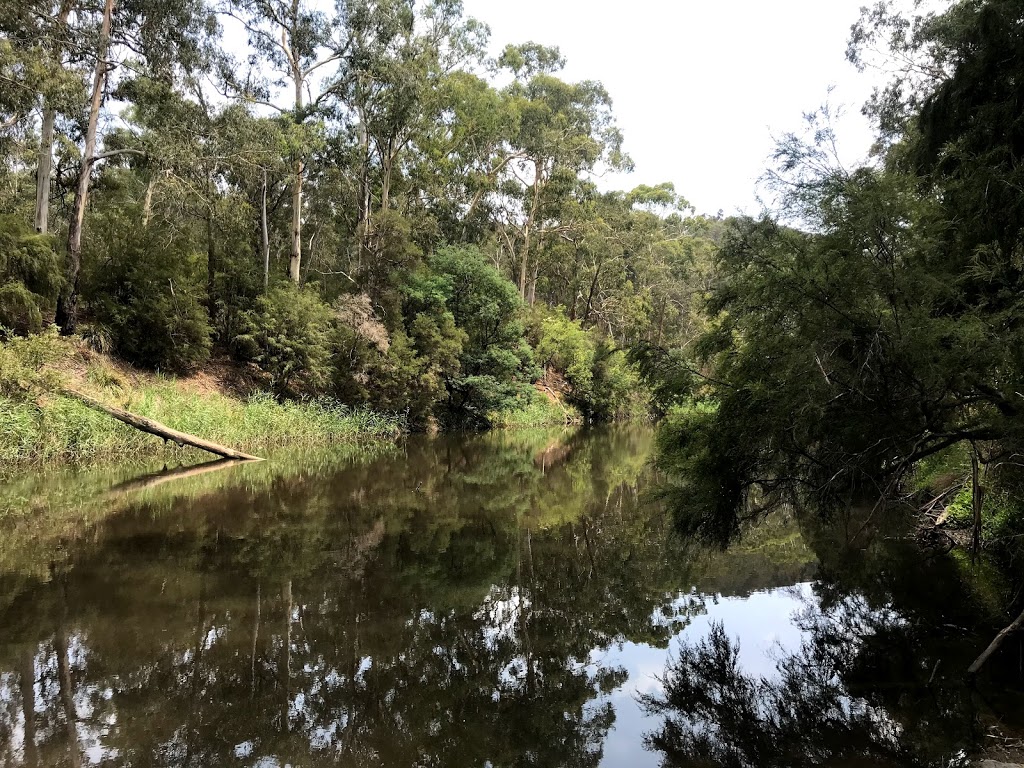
[
  {"left": 533, "top": 309, "right": 648, "bottom": 421},
  {"left": 84, "top": 218, "right": 211, "bottom": 372},
  {"left": 0, "top": 215, "right": 63, "bottom": 335},
  {"left": 234, "top": 283, "right": 335, "bottom": 395},
  {"left": 535, "top": 311, "right": 596, "bottom": 398},
  {"left": 589, "top": 342, "right": 648, "bottom": 421},
  {"left": 0, "top": 281, "right": 44, "bottom": 335},
  {"left": 487, "top": 387, "right": 580, "bottom": 428},
  {"left": 404, "top": 245, "right": 537, "bottom": 426}
]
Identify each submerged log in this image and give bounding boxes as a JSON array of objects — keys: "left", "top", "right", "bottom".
[
  {"left": 968, "top": 606, "right": 1024, "bottom": 675},
  {"left": 62, "top": 388, "right": 263, "bottom": 461}
]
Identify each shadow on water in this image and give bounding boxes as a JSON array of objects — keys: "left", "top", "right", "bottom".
[{"left": 0, "top": 427, "right": 1022, "bottom": 766}]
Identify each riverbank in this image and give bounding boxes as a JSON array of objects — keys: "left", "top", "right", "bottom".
[{"left": 0, "top": 332, "right": 404, "bottom": 470}]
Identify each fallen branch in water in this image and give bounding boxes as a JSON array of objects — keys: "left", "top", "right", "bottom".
[
  {"left": 968, "top": 607, "right": 1024, "bottom": 675},
  {"left": 61, "top": 388, "right": 264, "bottom": 461}
]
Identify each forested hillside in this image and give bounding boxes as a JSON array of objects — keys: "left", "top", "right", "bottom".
[{"left": 0, "top": 0, "right": 718, "bottom": 431}]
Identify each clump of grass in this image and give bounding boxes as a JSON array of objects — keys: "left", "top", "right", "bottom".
[
  {"left": 488, "top": 388, "right": 581, "bottom": 429},
  {"left": 0, "top": 331, "right": 403, "bottom": 469}
]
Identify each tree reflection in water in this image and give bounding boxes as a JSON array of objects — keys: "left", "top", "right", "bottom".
[
  {"left": 642, "top": 509, "right": 1009, "bottom": 768},
  {"left": 0, "top": 427, "right": 706, "bottom": 768},
  {"left": 0, "top": 429, "right": 1020, "bottom": 767}
]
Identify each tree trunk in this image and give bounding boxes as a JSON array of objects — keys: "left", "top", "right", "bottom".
[
  {"left": 972, "top": 448, "right": 984, "bottom": 555},
  {"left": 288, "top": 42, "right": 303, "bottom": 285},
  {"left": 519, "top": 169, "right": 542, "bottom": 300},
  {"left": 582, "top": 264, "right": 602, "bottom": 328},
  {"left": 33, "top": 1, "right": 75, "bottom": 234},
  {"left": 527, "top": 264, "right": 538, "bottom": 306},
  {"left": 356, "top": 116, "right": 370, "bottom": 269},
  {"left": 34, "top": 107, "right": 56, "bottom": 233},
  {"left": 262, "top": 168, "right": 270, "bottom": 290},
  {"left": 206, "top": 170, "right": 216, "bottom": 306},
  {"left": 62, "top": 387, "right": 264, "bottom": 460},
  {"left": 968, "top": 606, "right": 1024, "bottom": 675},
  {"left": 289, "top": 156, "right": 303, "bottom": 283},
  {"left": 142, "top": 174, "right": 156, "bottom": 227},
  {"left": 56, "top": 0, "right": 114, "bottom": 335}
]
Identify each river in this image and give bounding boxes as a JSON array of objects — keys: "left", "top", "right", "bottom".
[{"left": 0, "top": 427, "right": 1022, "bottom": 766}]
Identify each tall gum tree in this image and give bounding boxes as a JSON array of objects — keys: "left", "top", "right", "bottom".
[
  {"left": 331, "top": 0, "right": 488, "bottom": 268},
  {"left": 497, "top": 44, "right": 631, "bottom": 303},
  {"left": 226, "top": 0, "right": 349, "bottom": 284},
  {"left": 55, "top": 0, "right": 114, "bottom": 334},
  {"left": 53, "top": 0, "right": 217, "bottom": 333}
]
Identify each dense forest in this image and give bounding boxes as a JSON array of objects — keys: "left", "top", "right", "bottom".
[
  {"left": 6, "top": 0, "right": 1024, "bottom": 551},
  {"left": 0, "top": 0, "right": 720, "bottom": 431}
]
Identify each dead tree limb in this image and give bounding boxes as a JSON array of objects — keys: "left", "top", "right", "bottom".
[
  {"left": 62, "top": 388, "right": 264, "bottom": 461},
  {"left": 968, "top": 607, "right": 1024, "bottom": 675}
]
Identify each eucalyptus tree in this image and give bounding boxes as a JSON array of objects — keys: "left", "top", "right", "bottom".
[
  {"left": 496, "top": 45, "right": 632, "bottom": 302},
  {"left": 226, "top": 0, "right": 350, "bottom": 284},
  {"left": 330, "top": 0, "right": 489, "bottom": 271},
  {"left": 55, "top": 0, "right": 114, "bottom": 333},
  {"left": 51, "top": 0, "right": 217, "bottom": 333}
]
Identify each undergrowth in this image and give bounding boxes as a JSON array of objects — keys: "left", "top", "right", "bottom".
[
  {"left": 487, "top": 388, "right": 581, "bottom": 429},
  {"left": 0, "top": 330, "right": 404, "bottom": 469}
]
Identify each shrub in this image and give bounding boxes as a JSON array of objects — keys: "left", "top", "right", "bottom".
[
  {"left": 84, "top": 218, "right": 211, "bottom": 372},
  {"left": 0, "top": 281, "right": 44, "bottom": 335},
  {"left": 405, "top": 245, "right": 537, "bottom": 426},
  {"left": 534, "top": 309, "right": 648, "bottom": 421},
  {"left": 234, "top": 283, "right": 335, "bottom": 395},
  {"left": 0, "top": 215, "right": 63, "bottom": 335},
  {"left": 535, "top": 311, "right": 596, "bottom": 399}
]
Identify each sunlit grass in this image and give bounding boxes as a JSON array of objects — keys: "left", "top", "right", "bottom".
[
  {"left": 0, "top": 331, "right": 404, "bottom": 469},
  {"left": 487, "top": 388, "right": 580, "bottom": 429}
]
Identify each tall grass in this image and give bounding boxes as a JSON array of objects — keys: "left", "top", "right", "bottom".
[
  {"left": 488, "top": 388, "right": 581, "bottom": 429},
  {"left": 0, "top": 332, "right": 403, "bottom": 469}
]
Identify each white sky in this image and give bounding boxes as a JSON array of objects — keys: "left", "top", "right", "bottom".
[{"left": 462, "top": 0, "right": 881, "bottom": 216}]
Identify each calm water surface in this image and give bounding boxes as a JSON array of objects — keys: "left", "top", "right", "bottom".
[{"left": 0, "top": 427, "right": 1022, "bottom": 767}]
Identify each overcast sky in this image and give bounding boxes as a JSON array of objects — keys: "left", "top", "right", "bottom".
[{"left": 461, "top": 0, "right": 881, "bottom": 216}]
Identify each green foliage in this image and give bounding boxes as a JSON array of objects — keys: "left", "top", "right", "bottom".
[
  {"left": 0, "top": 328, "right": 63, "bottom": 398},
  {"left": 536, "top": 311, "right": 595, "bottom": 395},
  {"left": 0, "top": 215, "right": 62, "bottom": 335},
  {"left": 235, "top": 283, "right": 335, "bottom": 395},
  {"left": 534, "top": 309, "right": 647, "bottom": 421},
  {"left": 910, "top": 444, "right": 970, "bottom": 496},
  {"left": 487, "top": 388, "right": 580, "bottom": 429},
  {"left": 1, "top": 0, "right": 690, "bottom": 439},
  {"left": 84, "top": 213, "right": 211, "bottom": 373},
  {"left": 589, "top": 342, "right": 648, "bottom": 421},
  {"left": 0, "top": 281, "right": 43, "bottom": 336},
  {"left": 404, "top": 245, "right": 537, "bottom": 426}
]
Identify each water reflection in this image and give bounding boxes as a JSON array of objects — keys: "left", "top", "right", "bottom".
[{"left": 0, "top": 428, "right": 1019, "bottom": 767}]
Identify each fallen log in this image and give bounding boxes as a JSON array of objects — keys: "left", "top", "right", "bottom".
[
  {"left": 968, "top": 606, "right": 1024, "bottom": 675},
  {"left": 62, "top": 388, "right": 264, "bottom": 461}
]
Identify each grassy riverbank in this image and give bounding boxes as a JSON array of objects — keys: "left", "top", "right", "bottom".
[{"left": 0, "top": 332, "right": 403, "bottom": 469}]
